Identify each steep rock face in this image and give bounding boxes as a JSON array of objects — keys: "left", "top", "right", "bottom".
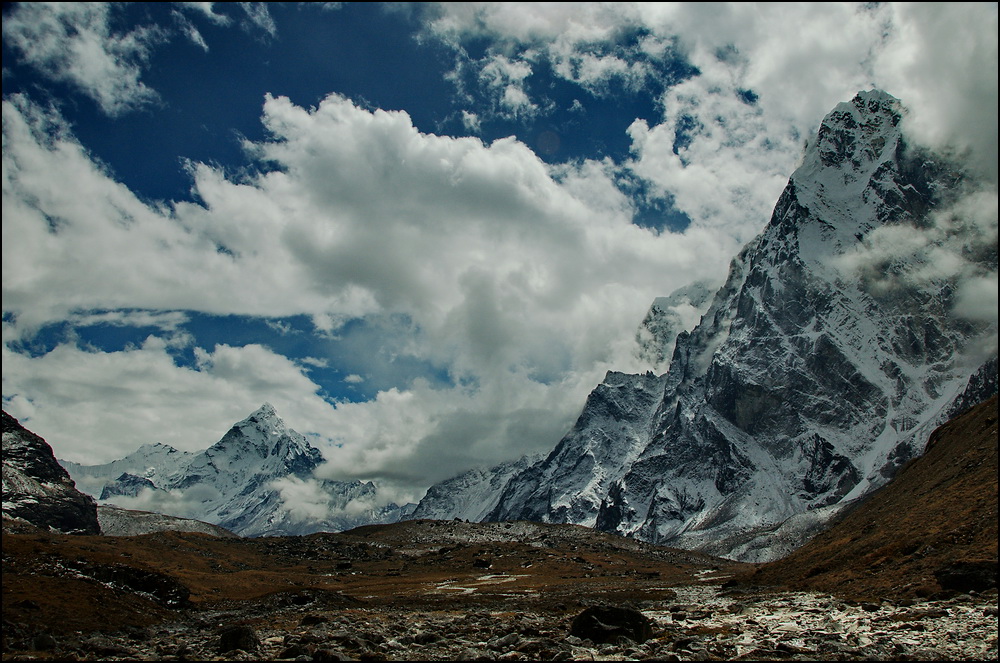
[
  {"left": 486, "top": 371, "right": 670, "bottom": 526},
  {"left": 634, "top": 280, "right": 717, "bottom": 372},
  {"left": 410, "top": 453, "right": 542, "bottom": 522},
  {"left": 416, "top": 90, "right": 997, "bottom": 561},
  {"left": 747, "top": 395, "right": 998, "bottom": 598},
  {"left": 2, "top": 410, "right": 100, "bottom": 534},
  {"left": 100, "top": 473, "right": 158, "bottom": 500},
  {"left": 601, "top": 90, "right": 991, "bottom": 556},
  {"left": 65, "top": 404, "right": 413, "bottom": 536}
]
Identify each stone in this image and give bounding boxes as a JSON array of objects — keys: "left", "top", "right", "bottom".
[
  {"left": 488, "top": 633, "right": 520, "bottom": 650},
  {"left": 312, "top": 649, "right": 356, "bottom": 662},
  {"left": 31, "top": 634, "right": 57, "bottom": 651},
  {"left": 280, "top": 644, "right": 311, "bottom": 658},
  {"left": 219, "top": 625, "right": 260, "bottom": 653},
  {"left": 569, "top": 605, "right": 655, "bottom": 644},
  {"left": 934, "top": 560, "right": 998, "bottom": 593}
]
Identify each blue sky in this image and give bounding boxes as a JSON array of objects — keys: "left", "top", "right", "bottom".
[{"left": 2, "top": 3, "right": 997, "bottom": 506}]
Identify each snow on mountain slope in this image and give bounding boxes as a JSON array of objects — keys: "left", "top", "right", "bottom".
[
  {"left": 634, "top": 280, "right": 717, "bottom": 372},
  {"left": 485, "top": 371, "right": 670, "bottom": 527},
  {"left": 415, "top": 90, "right": 997, "bottom": 561},
  {"left": 64, "top": 404, "right": 413, "bottom": 536},
  {"left": 410, "top": 453, "right": 542, "bottom": 522},
  {"left": 97, "top": 504, "right": 237, "bottom": 537},
  {"left": 61, "top": 443, "right": 193, "bottom": 498}
]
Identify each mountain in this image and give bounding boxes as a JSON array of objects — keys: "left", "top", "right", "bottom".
[
  {"left": 409, "top": 453, "right": 543, "bottom": 522},
  {"left": 61, "top": 442, "right": 193, "bottom": 498},
  {"left": 414, "top": 90, "right": 997, "bottom": 561},
  {"left": 96, "top": 504, "right": 238, "bottom": 538},
  {"left": 633, "top": 279, "right": 717, "bottom": 372},
  {"left": 744, "top": 395, "right": 997, "bottom": 600},
  {"left": 2, "top": 410, "right": 100, "bottom": 534},
  {"left": 63, "top": 404, "right": 415, "bottom": 536}
]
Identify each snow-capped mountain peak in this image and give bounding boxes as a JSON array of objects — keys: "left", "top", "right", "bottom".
[
  {"left": 63, "top": 404, "right": 414, "bottom": 537},
  {"left": 204, "top": 403, "right": 318, "bottom": 471}
]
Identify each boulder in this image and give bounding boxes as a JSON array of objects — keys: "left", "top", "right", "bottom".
[{"left": 569, "top": 605, "right": 654, "bottom": 644}]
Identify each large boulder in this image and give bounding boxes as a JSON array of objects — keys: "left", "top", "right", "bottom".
[{"left": 569, "top": 605, "right": 655, "bottom": 644}]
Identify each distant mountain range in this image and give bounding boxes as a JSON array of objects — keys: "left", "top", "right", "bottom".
[{"left": 61, "top": 404, "right": 415, "bottom": 537}]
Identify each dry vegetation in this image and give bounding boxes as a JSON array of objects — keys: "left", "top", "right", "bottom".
[{"left": 743, "top": 396, "right": 998, "bottom": 600}]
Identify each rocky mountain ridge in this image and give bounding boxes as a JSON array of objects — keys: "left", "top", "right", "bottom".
[
  {"left": 3, "top": 390, "right": 996, "bottom": 661},
  {"left": 2, "top": 410, "right": 100, "bottom": 535},
  {"left": 746, "top": 394, "right": 997, "bottom": 599},
  {"left": 413, "top": 90, "right": 997, "bottom": 561}
]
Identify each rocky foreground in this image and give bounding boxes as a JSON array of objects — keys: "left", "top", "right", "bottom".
[
  {"left": 3, "top": 400, "right": 997, "bottom": 661},
  {"left": 4, "top": 570, "right": 997, "bottom": 661},
  {"left": 3, "top": 518, "right": 998, "bottom": 661}
]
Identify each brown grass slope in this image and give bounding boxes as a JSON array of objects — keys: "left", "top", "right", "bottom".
[
  {"left": 744, "top": 395, "right": 998, "bottom": 600},
  {"left": 2, "top": 520, "right": 745, "bottom": 640}
]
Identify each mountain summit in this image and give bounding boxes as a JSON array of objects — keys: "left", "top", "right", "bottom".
[
  {"left": 415, "top": 90, "right": 997, "bottom": 560},
  {"left": 63, "top": 404, "right": 414, "bottom": 536}
]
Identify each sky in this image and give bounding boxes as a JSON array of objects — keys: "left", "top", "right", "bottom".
[{"left": 3, "top": 3, "right": 998, "bottom": 510}]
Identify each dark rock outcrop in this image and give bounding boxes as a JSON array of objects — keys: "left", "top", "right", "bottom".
[
  {"left": 934, "top": 560, "right": 998, "bottom": 594},
  {"left": 2, "top": 410, "right": 100, "bottom": 534},
  {"left": 570, "top": 605, "right": 655, "bottom": 644}
]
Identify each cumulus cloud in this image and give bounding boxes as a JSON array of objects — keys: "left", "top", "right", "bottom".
[
  {"left": 3, "top": 89, "right": 731, "bottom": 483},
  {"left": 270, "top": 476, "right": 338, "bottom": 524},
  {"left": 2, "top": 3, "right": 162, "bottom": 116},
  {"left": 421, "top": 3, "right": 998, "bottom": 239},
  {"left": 478, "top": 54, "right": 539, "bottom": 119},
  {"left": 2, "top": 3, "right": 995, "bottom": 506},
  {"left": 1, "top": 337, "right": 337, "bottom": 463},
  {"left": 833, "top": 186, "right": 999, "bottom": 361},
  {"left": 98, "top": 485, "right": 220, "bottom": 521},
  {"left": 875, "top": 3, "right": 998, "bottom": 184}
]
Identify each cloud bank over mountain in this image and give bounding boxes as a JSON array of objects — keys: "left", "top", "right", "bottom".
[{"left": 2, "top": 3, "right": 996, "bottom": 505}]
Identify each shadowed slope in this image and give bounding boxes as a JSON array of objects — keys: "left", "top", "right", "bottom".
[{"left": 744, "top": 396, "right": 998, "bottom": 600}]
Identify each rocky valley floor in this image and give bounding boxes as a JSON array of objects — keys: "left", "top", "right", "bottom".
[{"left": 3, "top": 519, "right": 998, "bottom": 661}]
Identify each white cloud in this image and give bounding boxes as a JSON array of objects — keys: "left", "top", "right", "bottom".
[
  {"left": 3, "top": 88, "right": 733, "bottom": 488},
  {"left": 2, "top": 3, "right": 995, "bottom": 506},
  {"left": 68, "top": 310, "right": 191, "bottom": 334},
  {"left": 420, "top": 2, "right": 998, "bottom": 239},
  {"left": 874, "top": 2, "right": 998, "bottom": 184},
  {"left": 478, "top": 54, "right": 539, "bottom": 119},
  {"left": 2, "top": 3, "right": 162, "bottom": 116},
  {"left": 833, "top": 187, "right": 998, "bottom": 329},
  {"left": 238, "top": 2, "right": 277, "bottom": 38},
  {"left": 1, "top": 337, "right": 338, "bottom": 464},
  {"left": 461, "top": 110, "right": 482, "bottom": 133},
  {"left": 172, "top": 9, "right": 210, "bottom": 52},
  {"left": 99, "top": 486, "right": 219, "bottom": 521},
  {"left": 178, "top": 2, "right": 233, "bottom": 27},
  {"left": 270, "top": 476, "right": 337, "bottom": 524}
]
